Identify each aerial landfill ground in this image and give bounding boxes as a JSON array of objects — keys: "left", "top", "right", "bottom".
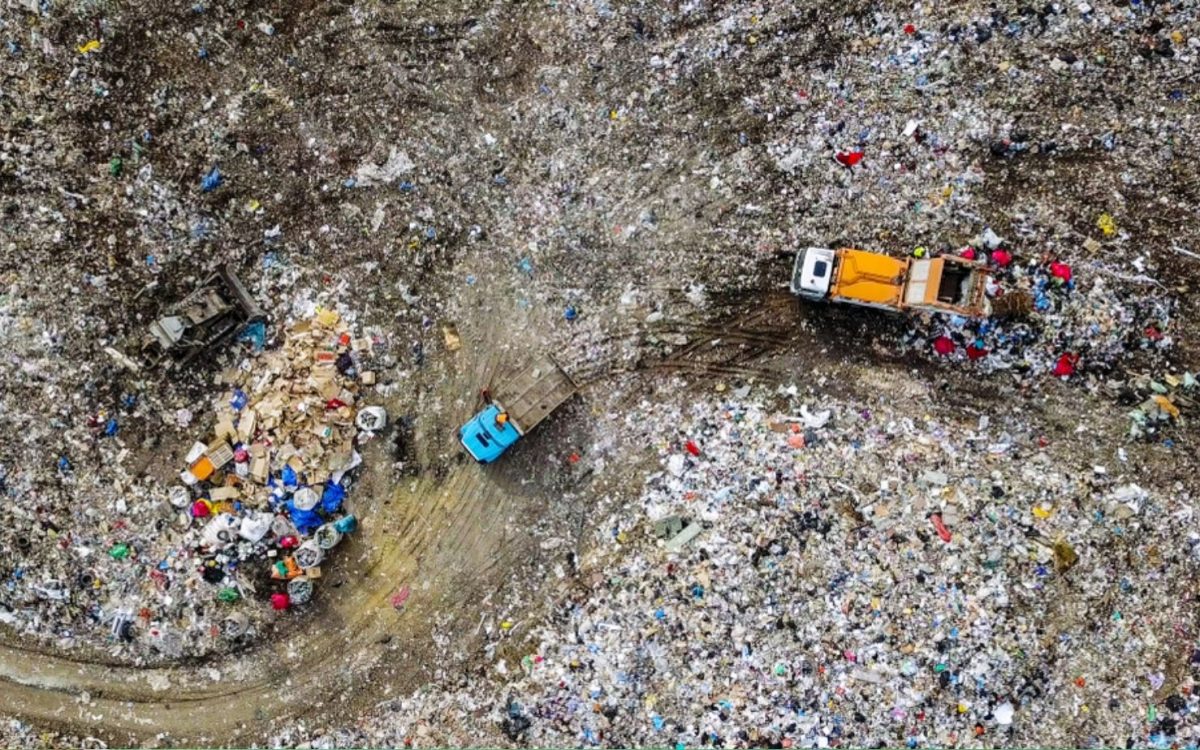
[{"left": 2, "top": 0, "right": 1200, "bottom": 747}]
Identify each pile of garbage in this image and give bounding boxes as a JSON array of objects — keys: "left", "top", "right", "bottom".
[
  {"left": 901, "top": 230, "right": 1176, "bottom": 379},
  {"left": 324, "top": 384, "right": 1199, "bottom": 748},
  {"left": 1112, "top": 371, "right": 1196, "bottom": 441},
  {"left": 178, "top": 308, "right": 383, "bottom": 614},
  {"left": 1, "top": 0, "right": 1198, "bottom": 742},
  {"left": 0, "top": 300, "right": 383, "bottom": 659}
]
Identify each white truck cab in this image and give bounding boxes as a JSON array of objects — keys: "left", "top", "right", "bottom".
[{"left": 789, "top": 247, "right": 837, "bottom": 300}]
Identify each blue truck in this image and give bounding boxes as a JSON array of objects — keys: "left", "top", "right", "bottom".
[{"left": 458, "top": 356, "right": 578, "bottom": 463}]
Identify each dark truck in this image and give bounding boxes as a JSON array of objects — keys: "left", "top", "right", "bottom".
[{"left": 142, "top": 264, "right": 266, "bottom": 368}]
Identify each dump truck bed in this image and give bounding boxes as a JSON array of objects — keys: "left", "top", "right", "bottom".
[
  {"left": 494, "top": 355, "right": 577, "bottom": 434},
  {"left": 903, "top": 256, "right": 990, "bottom": 317},
  {"left": 830, "top": 249, "right": 910, "bottom": 307}
]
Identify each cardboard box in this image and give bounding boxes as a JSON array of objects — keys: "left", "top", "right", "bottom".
[
  {"left": 250, "top": 457, "right": 269, "bottom": 483},
  {"left": 236, "top": 409, "right": 257, "bottom": 443},
  {"left": 215, "top": 414, "right": 237, "bottom": 442},
  {"left": 207, "top": 440, "right": 235, "bottom": 469}
]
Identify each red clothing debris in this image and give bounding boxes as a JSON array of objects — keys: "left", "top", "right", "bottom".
[
  {"left": 933, "top": 336, "right": 955, "bottom": 356},
  {"left": 191, "top": 500, "right": 210, "bottom": 518},
  {"left": 1052, "top": 353, "right": 1079, "bottom": 378},
  {"left": 1049, "top": 261, "right": 1072, "bottom": 283},
  {"left": 990, "top": 249, "right": 1012, "bottom": 267},
  {"left": 966, "top": 344, "right": 988, "bottom": 360},
  {"left": 270, "top": 593, "right": 290, "bottom": 611},
  {"left": 685, "top": 440, "right": 701, "bottom": 456},
  {"left": 391, "top": 586, "right": 411, "bottom": 610},
  {"left": 959, "top": 247, "right": 977, "bottom": 260},
  {"left": 835, "top": 150, "right": 865, "bottom": 167},
  {"left": 931, "top": 514, "right": 952, "bottom": 542},
  {"left": 903, "top": 23, "right": 916, "bottom": 34}
]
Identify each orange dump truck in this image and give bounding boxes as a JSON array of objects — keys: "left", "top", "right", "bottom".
[{"left": 789, "top": 247, "right": 991, "bottom": 318}]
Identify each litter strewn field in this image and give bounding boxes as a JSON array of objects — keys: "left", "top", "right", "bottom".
[{"left": 1, "top": 0, "right": 1198, "bottom": 746}]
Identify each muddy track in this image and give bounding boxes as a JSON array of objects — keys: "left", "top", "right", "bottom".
[{"left": 648, "top": 287, "right": 847, "bottom": 380}]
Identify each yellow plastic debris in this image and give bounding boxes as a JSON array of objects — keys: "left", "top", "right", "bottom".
[
  {"left": 1097, "top": 213, "right": 1117, "bottom": 237},
  {"left": 78, "top": 39, "right": 102, "bottom": 55},
  {"left": 1032, "top": 505, "right": 1053, "bottom": 519},
  {"left": 1152, "top": 395, "right": 1180, "bottom": 420},
  {"left": 315, "top": 308, "right": 340, "bottom": 328},
  {"left": 500, "top": 620, "right": 513, "bottom": 631}
]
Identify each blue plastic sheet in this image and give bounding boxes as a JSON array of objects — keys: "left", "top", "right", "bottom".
[
  {"left": 321, "top": 482, "right": 346, "bottom": 514},
  {"left": 230, "top": 388, "right": 248, "bottom": 411},
  {"left": 200, "top": 166, "right": 222, "bottom": 192},
  {"left": 286, "top": 499, "right": 323, "bottom": 535}
]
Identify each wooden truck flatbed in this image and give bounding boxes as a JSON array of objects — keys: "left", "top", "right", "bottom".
[{"left": 493, "top": 355, "right": 577, "bottom": 435}]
